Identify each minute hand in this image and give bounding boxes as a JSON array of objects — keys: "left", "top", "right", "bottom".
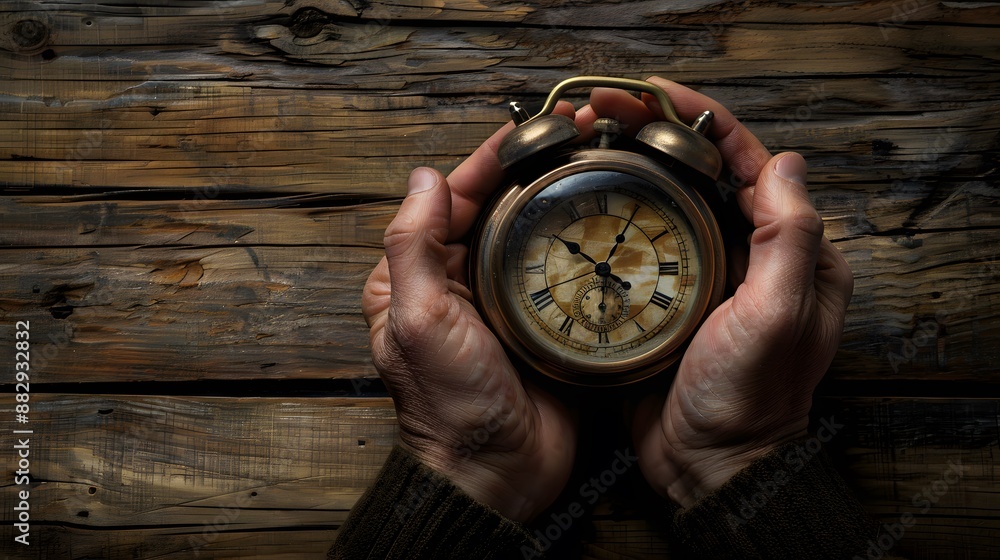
[
  {"left": 554, "top": 236, "right": 598, "bottom": 265},
  {"left": 606, "top": 205, "right": 640, "bottom": 261}
]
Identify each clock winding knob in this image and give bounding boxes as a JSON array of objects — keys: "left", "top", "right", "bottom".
[{"left": 593, "top": 118, "right": 621, "bottom": 149}]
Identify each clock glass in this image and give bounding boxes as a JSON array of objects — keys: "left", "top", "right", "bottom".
[{"left": 496, "top": 168, "right": 714, "bottom": 378}]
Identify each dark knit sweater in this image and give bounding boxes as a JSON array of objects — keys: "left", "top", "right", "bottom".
[{"left": 329, "top": 438, "right": 892, "bottom": 559}]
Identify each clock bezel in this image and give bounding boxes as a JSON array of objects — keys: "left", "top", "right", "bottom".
[{"left": 470, "top": 149, "right": 726, "bottom": 386}]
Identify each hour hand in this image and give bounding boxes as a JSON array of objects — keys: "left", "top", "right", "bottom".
[{"left": 554, "top": 236, "right": 597, "bottom": 265}]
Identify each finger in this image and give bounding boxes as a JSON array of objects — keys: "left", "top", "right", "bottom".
[
  {"left": 446, "top": 101, "right": 578, "bottom": 241},
  {"left": 361, "top": 256, "right": 391, "bottom": 329},
  {"left": 444, "top": 121, "right": 513, "bottom": 243},
  {"left": 576, "top": 90, "right": 655, "bottom": 142},
  {"left": 814, "top": 237, "right": 854, "bottom": 315},
  {"left": 589, "top": 78, "right": 772, "bottom": 219},
  {"left": 727, "top": 239, "right": 750, "bottom": 289},
  {"left": 383, "top": 167, "right": 454, "bottom": 309},
  {"left": 631, "top": 393, "right": 670, "bottom": 495},
  {"left": 643, "top": 77, "right": 772, "bottom": 190},
  {"left": 524, "top": 381, "right": 577, "bottom": 451},
  {"left": 740, "top": 152, "right": 824, "bottom": 313},
  {"left": 445, "top": 243, "right": 473, "bottom": 302},
  {"left": 632, "top": 393, "right": 666, "bottom": 437}
]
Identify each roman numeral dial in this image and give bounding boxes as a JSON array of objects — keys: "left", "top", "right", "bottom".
[
  {"left": 512, "top": 182, "right": 698, "bottom": 358},
  {"left": 468, "top": 160, "right": 724, "bottom": 388}
]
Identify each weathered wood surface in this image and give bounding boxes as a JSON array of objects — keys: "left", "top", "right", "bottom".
[
  {"left": 0, "top": 232, "right": 996, "bottom": 383},
  {"left": 1, "top": 0, "right": 999, "bottom": 558},
  {"left": 0, "top": 395, "right": 997, "bottom": 558}
]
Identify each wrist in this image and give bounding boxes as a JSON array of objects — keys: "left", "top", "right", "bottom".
[
  {"left": 664, "top": 444, "right": 779, "bottom": 508},
  {"left": 400, "top": 440, "right": 540, "bottom": 522},
  {"left": 662, "top": 429, "right": 809, "bottom": 509}
]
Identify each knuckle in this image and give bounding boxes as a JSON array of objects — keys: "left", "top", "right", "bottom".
[
  {"left": 732, "top": 284, "right": 804, "bottom": 338},
  {"left": 386, "top": 295, "right": 456, "bottom": 356},
  {"left": 790, "top": 204, "right": 824, "bottom": 239},
  {"left": 382, "top": 213, "right": 419, "bottom": 256},
  {"left": 837, "top": 261, "right": 855, "bottom": 304},
  {"left": 361, "top": 260, "right": 391, "bottom": 324}
]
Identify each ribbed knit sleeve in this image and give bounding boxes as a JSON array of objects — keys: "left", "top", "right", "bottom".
[
  {"left": 669, "top": 436, "right": 892, "bottom": 559},
  {"left": 328, "top": 446, "right": 541, "bottom": 560},
  {"left": 331, "top": 438, "right": 902, "bottom": 559}
]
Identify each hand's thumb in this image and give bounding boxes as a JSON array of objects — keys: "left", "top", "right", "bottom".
[
  {"left": 383, "top": 167, "right": 453, "bottom": 302},
  {"left": 740, "top": 153, "right": 824, "bottom": 314}
]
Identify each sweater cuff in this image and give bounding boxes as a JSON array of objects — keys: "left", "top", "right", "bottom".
[
  {"left": 329, "top": 445, "right": 541, "bottom": 560},
  {"left": 671, "top": 436, "right": 880, "bottom": 560}
]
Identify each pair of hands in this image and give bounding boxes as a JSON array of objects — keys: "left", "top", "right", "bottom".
[{"left": 361, "top": 77, "right": 854, "bottom": 522}]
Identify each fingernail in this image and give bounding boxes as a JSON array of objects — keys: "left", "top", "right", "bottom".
[
  {"left": 774, "top": 153, "right": 807, "bottom": 186},
  {"left": 407, "top": 167, "right": 438, "bottom": 195}
]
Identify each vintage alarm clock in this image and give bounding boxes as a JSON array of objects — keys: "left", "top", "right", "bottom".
[{"left": 470, "top": 77, "right": 726, "bottom": 386}]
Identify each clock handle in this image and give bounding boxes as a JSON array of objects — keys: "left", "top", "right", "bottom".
[
  {"left": 528, "top": 77, "right": 723, "bottom": 179},
  {"left": 527, "top": 76, "right": 687, "bottom": 128},
  {"left": 498, "top": 76, "right": 721, "bottom": 175}
]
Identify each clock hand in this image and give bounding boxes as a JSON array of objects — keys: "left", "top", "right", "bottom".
[
  {"left": 548, "top": 270, "right": 595, "bottom": 290},
  {"left": 554, "top": 235, "right": 598, "bottom": 265},
  {"left": 599, "top": 276, "right": 608, "bottom": 312},
  {"left": 605, "top": 205, "right": 640, "bottom": 262}
]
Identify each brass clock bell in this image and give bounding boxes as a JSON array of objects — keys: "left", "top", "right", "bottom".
[{"left": 470, "top": 76, "right": 726, "bottom": 386}]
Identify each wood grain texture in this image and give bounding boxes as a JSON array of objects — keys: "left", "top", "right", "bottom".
[
  {"left": 1, "top": 0, "right": 998, "bottom": 558},
  {"left": 0, "top": 245, "right": 382, "bottom": 381},
  {"left": 0, "top": 225, "right": 995, "bottom": 383},
  {"left": 0, "top": 396, "right": 394, "bottom": 558},
  {"left": 0, "top": 395, "right": 997, "bottom": 558}
]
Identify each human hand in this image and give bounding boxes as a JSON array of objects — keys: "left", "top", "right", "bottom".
[
  {"left": 584, "top": 77, "right": 854, "bottom": 508},
  {"left": 361, "top": 103, "right": 585, "bottom": 522}
]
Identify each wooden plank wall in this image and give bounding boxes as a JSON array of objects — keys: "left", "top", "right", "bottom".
[{"left": 1, "top": 0, "right": 998, "bottom": 558}]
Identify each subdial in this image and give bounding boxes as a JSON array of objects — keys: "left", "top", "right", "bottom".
[{"left": 573, "top": 278, "right": 631, "bottom": 332}]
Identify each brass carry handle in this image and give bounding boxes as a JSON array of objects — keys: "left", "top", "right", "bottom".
[{"left": 528, "top": 76, "right": 685, "bottom": 128}]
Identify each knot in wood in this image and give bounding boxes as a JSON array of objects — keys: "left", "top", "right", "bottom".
[
  {"left": 288, "top": 8, "right": 330, "bottom": 39},
  {"left": 10, "top": 18, "right": 49, "bottom": 51}
]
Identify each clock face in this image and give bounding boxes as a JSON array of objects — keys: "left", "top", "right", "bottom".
[{"left": 499, "top": 169, "right": 710, "bottom": 372}]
